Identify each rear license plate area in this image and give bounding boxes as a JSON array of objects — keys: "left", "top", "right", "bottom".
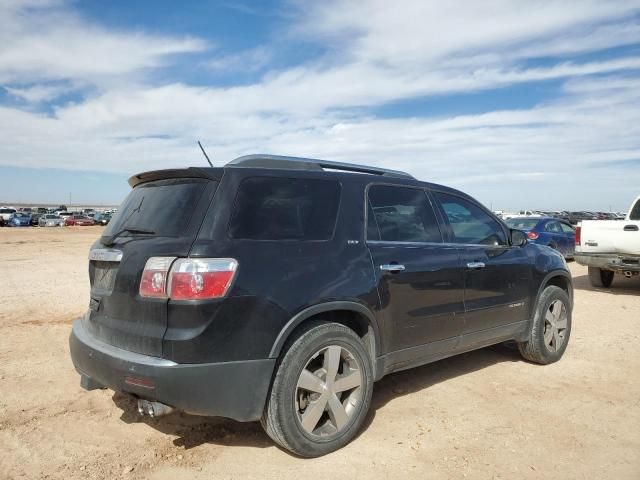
[{"left": 91, "top": 260, "right": 119, "bottom": 294}]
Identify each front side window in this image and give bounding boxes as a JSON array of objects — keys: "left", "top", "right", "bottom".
[
  {"left": 367, "top": 185, "right": 442, "bottom": 243},
  {"left": 434, "top": 191, "right": 507, "bottom": 245},
  {"left": 229, "top": 177, "right": 341, "bottom": 240}
]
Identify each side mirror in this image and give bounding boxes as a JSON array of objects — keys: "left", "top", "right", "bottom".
[{"left": 511, "top": 229, "right": 528, "bottom": 247}]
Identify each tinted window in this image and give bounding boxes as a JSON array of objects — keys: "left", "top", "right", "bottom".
[
  {"left": 630, "top": 199, "right": 640, "bottom": 221},
  {"left": 434, "top": 192, "right": 506, "bottom": 245},
  {"left": 104, "top": 178, "right": 210, "bottom": 237},
  {"left": 505, "top": 218, "right": 540, "bottom": 230},
  {"left": 367, "top": 185, "right": 442, "bottom": 243},
  {"left": 229, "top": 177, "right": 340, "bottom": 240}
]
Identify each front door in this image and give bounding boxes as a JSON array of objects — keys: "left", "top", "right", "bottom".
[
  {"left": 432, "top": 191, "right": 530, "bottom": 334},
  {"left": 366, "top": 185, "right": 465, "bottom": 353}
]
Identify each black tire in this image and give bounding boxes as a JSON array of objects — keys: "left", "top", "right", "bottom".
[
  {"left": 261, "top": 321, "right": 373, "bottom": 457},
  {"left": 518, "top": 286, "right": 571, "bottom": 365},
  {"left": 588, "top": 267, "right": 614, "bottom": 288}
]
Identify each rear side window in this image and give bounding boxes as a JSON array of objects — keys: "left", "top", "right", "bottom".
[
  {"left": 630, "top": 199, "right": 640, "bottom": 221},
  {"left": 229, "top": 177, "right": 341, "bottom": 240},
  {"left": 104, "top": 178, "right": 210, "bottom": 237},
  {"left": 434, "top": 191, "right": 507, "bottom": 246},
  {"left": 560, "top": 222, "right": 575, "bottom": 234},
  {"left": 367, "top": 185, "right": 442, "bottom": 243}
]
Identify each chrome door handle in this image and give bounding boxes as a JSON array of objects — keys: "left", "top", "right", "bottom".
[
  {"left": 466, "top": 262, "right": 486, "bottom": 269},
  {"left": 380, "top": 264, "right": 405, "bottom": 272}
]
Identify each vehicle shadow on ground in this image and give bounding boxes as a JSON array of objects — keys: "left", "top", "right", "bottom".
[
  {"left": 112, "top": 343, "right": 521, "bottom": 454},
  {"left": 572, "top": 274, "right": 640, "bottom": 296}
]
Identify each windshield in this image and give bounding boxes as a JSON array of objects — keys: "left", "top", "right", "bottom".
[
  {"left": 505, "top": 218, "right": 540, "bottom": 230},
  {"left": 103, "top": 178, "right": 210, "bottom": 237},
  {"left": 14, "top": 213, "right": 28, "bottom": 218}
]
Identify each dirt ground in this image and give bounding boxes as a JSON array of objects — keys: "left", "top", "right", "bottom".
[{"left": 0, "top": 227, "right": 639, "bottom": 480}]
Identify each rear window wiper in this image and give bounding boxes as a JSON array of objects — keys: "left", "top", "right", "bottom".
[{"left": 101, "top": 227, "right": 155, "bottom": 246}]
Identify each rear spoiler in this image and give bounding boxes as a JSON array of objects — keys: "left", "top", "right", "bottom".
[{"left": 128, "top": 167, "right": 223, "bottom": 188}]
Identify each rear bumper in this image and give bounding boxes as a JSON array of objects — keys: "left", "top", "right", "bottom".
[
  {"left": 69, "top": 319, "right": 275, "bottom": 422},
  {"left": 574, "top": 253, "right": 640, "bottom": 272}
]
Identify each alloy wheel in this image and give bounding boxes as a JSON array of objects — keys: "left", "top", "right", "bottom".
[
  {"left": 544, "top": 299, "right": 568, "bottom": 352},
  {"left": 295, "top": 345, "right": 363, "bottom": 438}
]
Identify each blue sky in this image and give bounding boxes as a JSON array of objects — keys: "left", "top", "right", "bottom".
[{"left": 1, "top": 0, "right": 640, "bottom": 211}]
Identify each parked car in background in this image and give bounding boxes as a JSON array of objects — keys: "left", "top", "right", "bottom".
[
  {"left": 564, "top": 211, "right": 598, "bottom": 225},
  {"left": 93, "top": 212, "right": 112, "bottom": 225},
  {"left": 65, "top": 215, "right": 95, "bottom": 226},
  {"left": 7, "top": 212, "right": 32, "bottom": 227},
  {"left": 57, "top": 211, "right": 73, "bottom": 220},
  {"left": 30, "top": 213, "right": 44, "bottom": 226},
  {"left": 505, "top": 217, "right": 576, "bottom": 259},
  {"left": 0, "top": 207, "right": 17, "bottom": 223},
  {"left": 575, "top": 195, "right": 640, "bottom": 287},
  {"left": 39, "top": 214, "right": 65, "bottom": 227},
  {"left": 37, "top": 207, "right": 48, "bottom": 214}
]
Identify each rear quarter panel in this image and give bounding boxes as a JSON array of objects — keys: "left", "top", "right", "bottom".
[{"left": 165, "top": 169, "right": 380, "bottom": 363}]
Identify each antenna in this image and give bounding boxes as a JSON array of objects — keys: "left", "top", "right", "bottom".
[{"left": 197, "top": 140, "right": 214, "bottom": 167}]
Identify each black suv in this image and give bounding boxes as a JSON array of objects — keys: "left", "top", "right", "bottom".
[{"left": 70, "top": 155, "right": 573, "bottom": 457}]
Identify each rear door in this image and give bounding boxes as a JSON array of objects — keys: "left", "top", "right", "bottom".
[
  {"left": 366, "top": 184, "right": 465, "bottom": 355},
  {"left": 85, "top": 173, "right": 219, "bottom": 356},
  {"left": 432, "top": 191, "right": 531, "bottom": 335},
  {"left": 542, "top": 220, "right": 567, "bottom": 253}
]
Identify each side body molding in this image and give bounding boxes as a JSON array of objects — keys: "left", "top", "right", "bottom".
[{"left": 268, "top": 301, "right": 380, "bottom": 359}]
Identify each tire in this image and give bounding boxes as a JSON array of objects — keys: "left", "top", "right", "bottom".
[
  {"left": 588, "top": 267, "right": 614, "bottom": 288},
  {"left": 518, "top": 286, "right": 571, "bottom": 365},
  {"left": 261, "top": 321, "right": 373, "bottom": 457}
]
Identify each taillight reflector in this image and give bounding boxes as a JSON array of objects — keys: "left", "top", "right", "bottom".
[
  {"left": 139, "top": 257, "right": 175, "bottom": 298},
  {"left": 575, "top": 226, "right": 581, "bottom": 245},
  {"left": 168, "top": 258, "right": 238, "bottom": 300},
  {"left": 526, "top": 231, "right": 539, "bottom": 240}
]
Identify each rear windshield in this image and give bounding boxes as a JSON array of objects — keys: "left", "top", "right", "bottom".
[
  {"left": 104, "top": 178, "right": 209, "bottom": 237},
  {"left": 229, "top": 176, "right": 341, "bottom": 240},
  {"left": 505, "top": 218, "right": 540, "bottom": 230}
]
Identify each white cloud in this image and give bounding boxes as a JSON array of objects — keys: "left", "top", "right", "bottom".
[
  {"left": 0, "top": 0, "right": 640, "bottom": 209},
  {"left": 0, "top": 0, "right": 208, "bottom": 84}
]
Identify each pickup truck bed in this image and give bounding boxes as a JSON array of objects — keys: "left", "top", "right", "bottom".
[{"left": 575, "top": 195, "right": 640, "bottom": 287}]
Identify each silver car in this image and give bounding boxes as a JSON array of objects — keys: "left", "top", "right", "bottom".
[{"left": 39, "top": 214, "right": 65, "bottom": 227}]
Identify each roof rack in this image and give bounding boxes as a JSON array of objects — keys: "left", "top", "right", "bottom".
[{"left": 226, "top": 154, "right": 414, "bottom": 179}]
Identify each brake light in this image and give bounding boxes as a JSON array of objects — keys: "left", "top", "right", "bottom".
[
  {"left": 168, "top": 258, "right": 238, "bottom": 300},
  {"left": 575, "top": 226, "right": 581, "bottom": 245},
  {"left": 139, "top": 257, "right": 175, "bottom": 298},
  {"left": 526, "top": 231, "right": 539, "bottom": 240}
]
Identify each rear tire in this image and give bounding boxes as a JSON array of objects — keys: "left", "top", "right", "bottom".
[
  {"left": 518, "top": 286, "right": 571, "bottom": 365},
  {"left": 588, "top": 267, "right": 614, "bottom": 288},
  {"left": 261, "top": 321, "right": 373, "bottom": 457}
]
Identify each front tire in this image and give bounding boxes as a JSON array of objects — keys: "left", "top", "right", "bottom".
[
  {"left": 588, "top": 267, "right": 614, "bottom": 288},
  {"left": 261, "top": 322, "right": 373, "bottom": 457},
  {"left": 518, "top": 286, "right": 571, "bottom": 365}
]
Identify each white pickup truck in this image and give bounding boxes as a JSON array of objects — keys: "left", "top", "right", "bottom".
[{"left": 575, "top": 195, "right": 640, "bottom": 287}]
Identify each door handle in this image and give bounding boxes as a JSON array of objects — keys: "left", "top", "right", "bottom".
[
  {"left": 380, "top": 264, "right": 405, "bottom": 272},
  {"left": 466, "top": 262, "right": 486, "bottom": 270},
  {"left": 624, "top": 224, "right": 639, "bottom": 231}
]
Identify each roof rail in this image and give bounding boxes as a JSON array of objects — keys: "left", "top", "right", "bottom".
[{"left": 226, "top": 154, "right": 414, "bottom": 179}]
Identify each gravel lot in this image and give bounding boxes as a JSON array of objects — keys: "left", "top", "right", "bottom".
[{"left": 1, "top": 227, "right": 639, "bottom": 479}]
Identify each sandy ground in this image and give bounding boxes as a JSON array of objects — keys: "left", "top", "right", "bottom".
[{"left": 0, "top": 226, "right": 639, "bottom": 480}]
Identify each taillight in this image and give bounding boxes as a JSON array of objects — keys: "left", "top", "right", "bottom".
[
  {"left": 168, "top": 258, "right": 238, "bottom": 300},
  {"left": 575, "top": 226, "right": 581, "bottom": 245},
  {"left": 139, "top": 257, "right": 175, "bottom": 298},
  {"left": 526, "top": 231, "right": 539, "bottom": 240}
]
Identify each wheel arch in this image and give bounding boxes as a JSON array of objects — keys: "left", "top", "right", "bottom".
[
  {"left": 535, "top": 270, "right": 573, "bottom": 310},
  {"left": 268, "top": 301, "right": 380, "bottom": 374}
]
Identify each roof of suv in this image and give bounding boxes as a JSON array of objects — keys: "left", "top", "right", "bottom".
[{"left": 127, "top": 154, "right": 469, "bottom": 199}]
